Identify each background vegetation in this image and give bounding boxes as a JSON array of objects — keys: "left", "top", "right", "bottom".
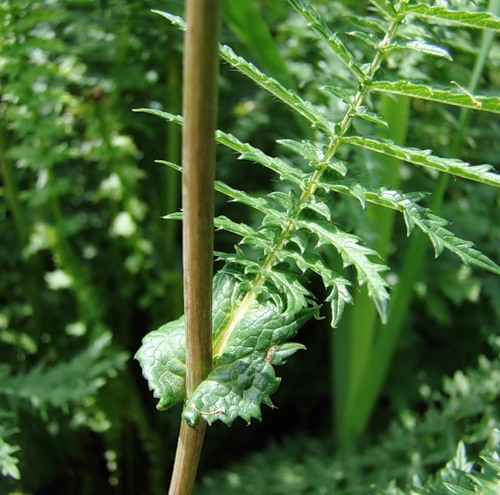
[{"left": 0, "top": 1, "right": 498, "bottom": 494}]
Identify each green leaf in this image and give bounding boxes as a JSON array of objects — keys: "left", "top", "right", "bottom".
[
  {"left": 134, "top": 316, "right": 186, "bottom": 410},
  {"left": 151, "top": 10, "right": 186, "bottom": 30},
  {"left": 302, "top": 196, "right": 332, "bottom": 221},
  {"left": 222, "top": 0, "right": 294, "bottom": 88},
  {"left": 1, "top": 333, "right": 127, "bottom": 414},
  {"left": 214, "top": 216, "right": 265, "bottom": 245},
  {"left": 369, "top": 80, "right": 500, "bottom": 114},
  {"left": 151, "top": 10, "right": 329, "bottom": 130},
  {"left": 215, "top": 181, "right": 281, "bottom": 218},
  {"left": 287, "top": 0, "right": 365, "bottom": 81},
  {"left": 389, "top": 40, "right": 452, "bottom": 61},
  {"left": 354, "top": 106, "right": 388, "bottom": 128},
  {"left": 322, "top": 181, "right": 500, "bottom": 274},
  {"left": 272, "top": 248, "right": 352, "bottom": 327},
  {"left": 343, "top": 135, "right": 500, "bottom": 187},
  {"left": 136, "top": 272, "right": 316, "bottom": 424},
  {"left": 321, "top": 85, "right": 353, "bottom": 105},
  {"left": 217, "top": 130, "right": 309, "bottom": 186},
  {"left": 135, "top": 109, "right": 309, "bottom": 187},
  {"left": 298, "top": 219, "right": 390, "bottom": 323},
  {"left": 401, "top": 5, "right": 500, "bottom": 31},
  {"left": 183, "top": 303, "right": 316, "bottom": 427},
  {"left": 0, "top": 430, "right": 20, "bottom": 480},
  {"left": 360, "top": 188, "right": 500, "bottom": 274},
  {"left": 277, "top": 138, "right": 348, "bottom": 176},
  {"left": 368, "top": 0, "right": 397, "bottom": 19},
  {"left": 346, "top": 31, "right": 380, "bottom": 49},
  {"left": 135, "top": 273, "right": 241, "bottom": 411},
  {"left": 220, "top": 44, "right": 329, "bottom": 131},
  {"left": 444, "top": 484, "right": 476, "bottom": 495}
]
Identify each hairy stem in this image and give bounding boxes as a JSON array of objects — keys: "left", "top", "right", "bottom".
[{"left": 168, "top": 0, "right": 221, "bottom": 493}]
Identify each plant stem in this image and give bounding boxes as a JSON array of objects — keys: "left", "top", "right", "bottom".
[{"left": 168, "top": 0, "right": 221, "bottom": 493}]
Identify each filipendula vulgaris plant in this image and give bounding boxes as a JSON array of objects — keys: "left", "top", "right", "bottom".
[{"left": 136, "top": 0, "right": 500, "bottom": 430}]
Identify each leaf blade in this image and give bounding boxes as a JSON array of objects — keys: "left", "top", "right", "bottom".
[{"left": 369, "top": 80, "right": 500, "bottom": 114}]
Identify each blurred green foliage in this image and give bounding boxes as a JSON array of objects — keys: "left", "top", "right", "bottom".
[
  {"left": 0, "top": 0, "right": 498, "bottom": 494},
  {"left": 196, "top": 337, "right": 500, "bottom": 494}
]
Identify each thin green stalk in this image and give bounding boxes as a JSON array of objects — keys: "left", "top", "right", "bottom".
[
  {"left": 168, "top": 0, "right": 221, "bottom": 493},
  {"left": 348, "top": 0, "right": 500, "bottom": 438}
]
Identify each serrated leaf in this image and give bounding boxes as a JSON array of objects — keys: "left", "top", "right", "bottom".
[
  {"left": 220, "top": 44, "right": 329, "bottom": 131},
  {"left": 214, "top": 216, "right": 275, "bottom": 253},
  {"left": 268, "top": 191, "right": 295, "bottom": 213},
  {"left": 152, "top": 10, "right": 185, "bottom": 30},
  {"left": 368, "top": 0, "right": 397, "bottom": 18},
  {"left": 338, "top": 187, "right": 500, "bottom": 274},
  {"left": 267, "top": 342, "right": 306, "bottom": 365},
  {"left": 277, "top": 138, "right": 348, "bottom": 176},
  {"left": 135, "top": 273, "right": 241, "bottom": 411},
  {"left": 155, "top": 159, "right": 182, "bottom": 173},
  {"left": 320, "top": 85, "right": 353, "bottom": 105},
  {"left": 369, "top": 80, "right": 500, "bottom": 114},
  {"left": 343, "top": 135, "right": 500, "bottom": 187},
  {"left": 271, "top": 247, "right": 352, "bottom": 327},
  {"left": 0, "top": 434, "right": 20, "bottom": 480},
  {"left": 354, "top": 106, "right": 388, "bottom": 127},
  {"left": 133, "top": 107, "right": 183, "bottom": 124},
  {"left": 298, "top": 219, "right": 390, "bottom": 323},
  {"left": 327, "top": 281, "right": 353, "bottom": 328},
  {"left": 390, "top": 40, "right": 452, "bottom": 61},
  {"left": 344, "top": 12, "right": 388, "bottom": 34},
  {"left": 278, "top": 138, "right": 321, "bottom": 162},
  {"left": 263, "top": 268, "right": 313, "bottom": 314},
  {"left": 136, "top": 272, "right": 317, "bottom": 425},
  {"left": 135, "top": 109, "right": 309, "bottom": 187},
  {"left": 287, "top": 0, "right": 365, "bottom": 81},
  {"left": 183, "top": 304, "right": 316, "bottom": 427},
  {"left": 346, "top": 31, "right": 380, "bottom": 49},
  {"left": 401, "top": 5, "right": 500, "bottom": 31},
  {"left": 301, "top": 195, "right": 332, "bottom": 220},
  {"left": 2, "top": 333, "right": 127, "bottom": 414},
  {"left": 443, "top": 484, "right": 476, "bottom": 495},
  {"left": 214, "top": 253, "right": 263, "bottom": 277},
  {"left": 134, "top": 316, "right": 186, "bottom": 410},
  {"left": 150, "top": 11, "right": 329, "bottom": 131},
  {"left": 215, "top": 181, "right": 285, "bottom": 220}
]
